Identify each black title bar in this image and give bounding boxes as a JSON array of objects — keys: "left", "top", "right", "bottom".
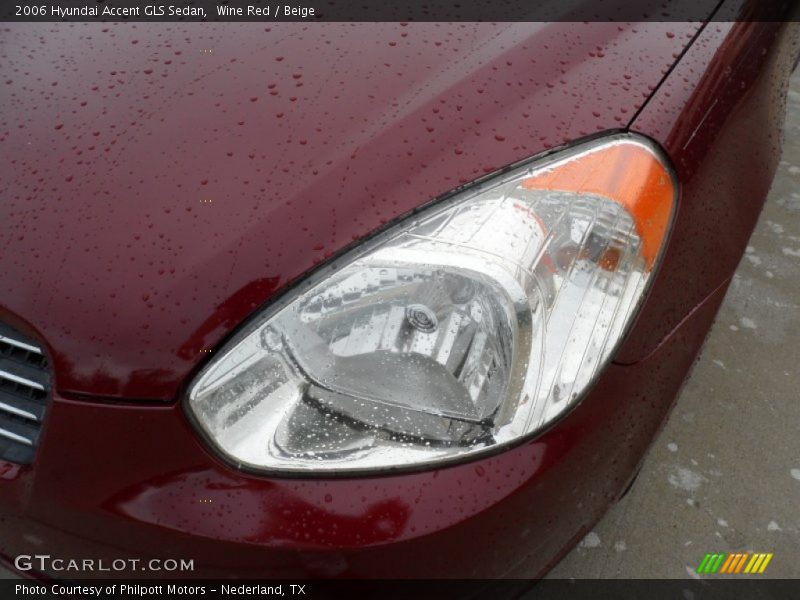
[
  {"left": 7, "top": 579, "right": 800, "bottom": 600},
  {"left": 2, "top": 0, "right": 798, "bottom": 22}
]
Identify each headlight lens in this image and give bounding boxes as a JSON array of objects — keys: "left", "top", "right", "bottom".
[{"left": 187, "top": 134, "right": 675, "bottom": 473}]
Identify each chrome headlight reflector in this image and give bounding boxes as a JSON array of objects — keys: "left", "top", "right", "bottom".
[{"left": 187, "top": 134, "right": 676, "bottom": 473}]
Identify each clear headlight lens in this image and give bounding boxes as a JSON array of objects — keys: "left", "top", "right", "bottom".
[{"left": 187, "top": 135, "right": 676, "bottom": 473}]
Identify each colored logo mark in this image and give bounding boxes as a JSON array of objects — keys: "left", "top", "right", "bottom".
[{"left": 696, "top": 552, "right": 773, "bottom": 574}]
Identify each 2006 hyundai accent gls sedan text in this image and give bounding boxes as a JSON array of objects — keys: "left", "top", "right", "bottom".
[{"left": 1, "top": 4, "right": 799, "bottom": 580}]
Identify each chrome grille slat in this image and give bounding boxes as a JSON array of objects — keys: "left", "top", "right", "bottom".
[
  {"left": 0, "top": 366, "right": 46, "bottom": 391},
  {"left": 0, "top": 423, "right": 35, "bottom": 446},
  {"left": 0, "top": 322, "right": 43, "bottom": 354},
  {"left": 0, "top": 321, "right": 50, "bottom": 464},
  {"left": 0, "top": 390, "right": 44, "bottom": 422},
  {"left": 0, "top": 411, "right": 39, "bottom": 445},
  {"left": 0, "top": 399, "right": 38, "bottom": 421},
  {"left": 0, "top": 357, "right": 49, "bottom": 391},
  {"left": 0, "top": 333, "right": 42, "bottom": 355}
]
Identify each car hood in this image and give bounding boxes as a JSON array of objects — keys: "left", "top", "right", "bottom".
[{"left": 1, "top": 22, "right": 703, "bottom": 400}]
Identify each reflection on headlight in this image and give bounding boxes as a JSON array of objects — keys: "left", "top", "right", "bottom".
[{"left": 187, "top": 134, "right": 676, "bottom": 473}]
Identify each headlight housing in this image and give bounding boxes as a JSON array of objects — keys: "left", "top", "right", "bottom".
[{"left": 186, "top": 134, "right": 676, "bottom": 474}]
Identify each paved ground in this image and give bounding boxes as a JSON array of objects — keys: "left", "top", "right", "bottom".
[
  {"left": 3, "top": 62, "right": 799, "bottom": 587},
  {"left": 548, "top": 70, "right": 800, "bottom": 579}
]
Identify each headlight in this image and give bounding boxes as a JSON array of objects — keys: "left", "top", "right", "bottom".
[{"left": 186, "top": 134, "right": 676, "bottom": 474}]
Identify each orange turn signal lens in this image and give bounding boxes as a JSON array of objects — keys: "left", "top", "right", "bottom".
[{"left": 521, "top": 140, "right": 675, "bottom": 269}]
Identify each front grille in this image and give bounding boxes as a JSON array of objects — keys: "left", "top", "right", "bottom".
[{"left": 0, "top": 321, "right": 51, "bottom": 464}]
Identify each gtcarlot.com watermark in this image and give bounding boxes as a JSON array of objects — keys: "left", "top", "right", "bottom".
[{"left": 14, "top": 554, "right": 194, "bottom": 573}]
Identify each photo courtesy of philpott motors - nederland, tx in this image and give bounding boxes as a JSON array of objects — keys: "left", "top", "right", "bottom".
[{"left": 15, "top": 583, "right": 296, "bottom": 596}]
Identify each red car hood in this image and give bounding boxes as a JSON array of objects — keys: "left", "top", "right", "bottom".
[{"left": 1, "top": 22, "right": 702, "bottom": 400}]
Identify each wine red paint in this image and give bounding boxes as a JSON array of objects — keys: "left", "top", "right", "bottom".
[{"left": 0, "top": 7, "right": 796, "bottom": 580}]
